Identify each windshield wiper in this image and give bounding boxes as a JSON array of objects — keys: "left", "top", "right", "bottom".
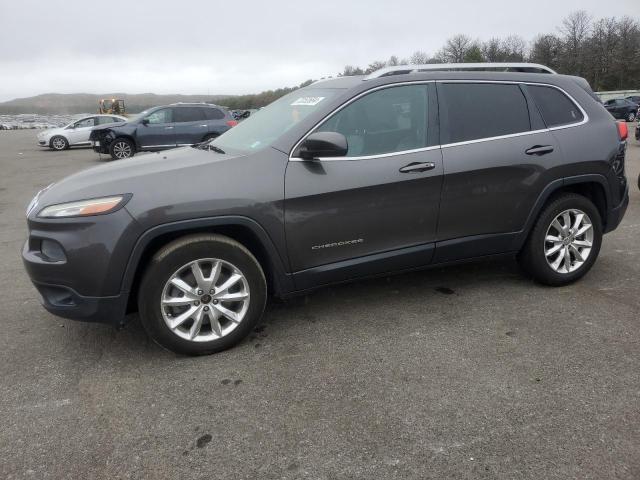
[{"left": 192, "top": 142, "right": 226, "bottom": 154}]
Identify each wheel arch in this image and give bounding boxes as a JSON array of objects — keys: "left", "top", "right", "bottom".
[
  {"left": 121, "top": 216, "right": 293, "bottom": 314},
  {"left": 513, "top": 174, "right": 611, "bottom": 251}
]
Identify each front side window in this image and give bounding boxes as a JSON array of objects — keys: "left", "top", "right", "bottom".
[
  {"left": 315, "top": 84, "right": 429, "bottom": 157},
  {"left": 173, "top": 107, "right": 206, "bottom": 123},
  {"left": 146, "top": 108, "right": 173, "bottom": 124},
  {"left": 74, "top": 117, "right": 95, "bottom": 128},
  {"left": 440, "top": 83, "right": 531, "bottom": 144},
  {"left": 528, "top": 85, "right": 584, "bottom": 127}
]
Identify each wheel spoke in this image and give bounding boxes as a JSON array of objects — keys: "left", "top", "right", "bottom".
[
  {"left": 572, "top": 239, "right": 592, "bottom": 248},
  {"left": 561, "top": 212, "right": 571, "bottom": 233},
  {"left": 572, "top": 213, "right": 584, "bottom": 231},
  {"left": 206, "top": 260, "right": 222, "bottom": 291},
  {"left": 168, "top": 306, "right": 197, "bottom": 329},
  {"left": 551, "top": 219, "right": 564, "bottom": 234},
  {"left": 576, "top": 223, "right": 592, "bottom": 236},
  {"left": 550, "top": 251, "right": 564, "bottom": 271},
  {"left": 162, "top": 296, "right": 194, "bottom": 306},
  {"left": 545, "top": 243, "right": 563, "bottom": 256},
  {"left": 214, "top": 303, "right": 241, "bottom": 323},
  {"left": 170, "top": 278, "right": 197, "bottom": 298},
  {"left": 217, "top": 291, "right": 249, "bottom": 301},
  {"left": 545, "top": 235, "right": 562, "bottom": 243},
  {"left": 208, "top": 310, "right": 223, "bottom": 337},
  {"left": 569, "top": 244, "right": 584, "bottom": 262},
  {"left": 217, "top": 273, "right": 243, "bottom": 293},
  {"left": 191, "top": 262, "right": 207, "bottom": 290},
  {"left": 189, "top": 307, "right": 204, "bottom": 339},
  {"left": 563, "top": 246, "right": 572, "bottom": 272}
]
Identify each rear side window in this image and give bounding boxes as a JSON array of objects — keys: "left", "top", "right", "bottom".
[
  {"left": 173, "top": 107, "right": 206, "bottom": 123},
  {"left": 528, "top": 85, "right": 584, "bottom": 127},
  {"left": 203, "top": 108, "right": 225, "bottom": 120},
  {"left": 440, "top": 83, "right": 530, "bottom": 143}
]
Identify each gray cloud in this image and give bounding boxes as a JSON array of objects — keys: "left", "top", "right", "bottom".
[{"left": 0, "top": 0, "right": 638, "bottom": 100}]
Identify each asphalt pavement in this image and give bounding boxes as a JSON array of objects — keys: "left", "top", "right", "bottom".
[{"left": 1, "top": 129, "right": 639, "bottom": 479}]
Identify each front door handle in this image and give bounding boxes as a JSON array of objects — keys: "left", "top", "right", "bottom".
[
  {"left": 525, "top": 145, "right": 554, "bottom": 156},
  {"left": 165, "top": 126, "right": 174, "bottom": 130},
  {"left": 399, "top": 161, "right": 436, "bottom": 173}
]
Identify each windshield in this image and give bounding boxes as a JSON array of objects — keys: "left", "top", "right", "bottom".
[
  {"left": 128, "top": 109, "right": 152, "bottom": 123},
  {"left": 210, "top": 88, "right": 340, "bottom": 154}
]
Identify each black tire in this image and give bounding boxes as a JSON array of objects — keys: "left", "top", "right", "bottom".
[
  {"left": 50, "top": 135, "right": 69, "bottom": 150},
  {"left": 138, "top": 234, "right": 267, "bottom": 355},
  {"left": 109, "top": 137, "right": 135, "bottom": 160},
  {"left": 518, "top": 193, "right": 603, "bottom": 286}
]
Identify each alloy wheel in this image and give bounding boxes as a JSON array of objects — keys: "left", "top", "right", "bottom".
[
  {"left": 52, "top": 137, "right": 67, "bottom": 150},
  {"left": 628, "top": 112, "right": 636, "bottom": 122},
  {"left": 544, "top": 209, "right": 594, "bottom": 274},
  {"left": 112, "top": 141, "right": 132, "bottom": 159},
  {"left": 160, "top": 258, "right": 250, "bottom": 342}
]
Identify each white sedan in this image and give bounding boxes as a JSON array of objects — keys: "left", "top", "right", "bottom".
[{"left": 37, "top": 114, "right": 126, "bottom": 150}]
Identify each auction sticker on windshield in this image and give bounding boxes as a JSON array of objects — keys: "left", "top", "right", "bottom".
[{"left": 291, "top": 97, "right": 325, "bottom": 106}]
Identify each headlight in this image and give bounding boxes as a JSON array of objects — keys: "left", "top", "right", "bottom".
[{"left": 38, "top": 195, "right": 128, "bottom": 218}]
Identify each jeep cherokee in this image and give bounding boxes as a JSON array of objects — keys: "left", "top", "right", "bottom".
[{"left": 23, "top": 63, "right": 629, "bottom": 355}]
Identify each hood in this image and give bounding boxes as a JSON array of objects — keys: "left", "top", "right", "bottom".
[
  {"left": 33, "top": 146, "right": 243, "bottom": 213},
  {"left": 38, "top": 127, "right": 64, "bottom": 137}
]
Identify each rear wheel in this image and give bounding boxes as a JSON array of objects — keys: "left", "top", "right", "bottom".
[
  {"left": 518, "top": 194, "right": 602, "bottom": 286},
  {"left": 50, "top": 136, "right": 69, "bottom": 150},
  {"left": 109, "top": 137, "right": 135, "bottom": 160},
  {"left": 138, "top": 234, "right": 267, "bottom": 355},
  {"left": 627, "top": 111, "right": 636, "bottom": 122}
]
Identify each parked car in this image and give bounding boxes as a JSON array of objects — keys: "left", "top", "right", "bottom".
[
  {"left": 23, "top": 63, "right": 629, "bottom": 355},
  {"left": 625, "top": 95, "right": 640, "bottom": 106},
  {"left": 37, "top": 114, "right": 126, "bottom": 150},
  {"left": 90, "top": 103, "right": 238, "bottom": 160},
  {"left": 603, "top": 98, "right": 638, "bottom": 121}
]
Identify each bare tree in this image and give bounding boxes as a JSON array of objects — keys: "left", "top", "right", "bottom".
[
  {"left": 410, "top": 50, "right": 430, "bottom": 64},
  {"left": 441, "top": 34, "right": 473, "bottom": 62},
  {"left": 558, "top": 10, "right": 592, "bottom": 74}
]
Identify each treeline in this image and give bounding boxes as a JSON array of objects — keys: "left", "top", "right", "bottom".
[{"left": 220, "top": 11, "right": 640, "bottom": 110}]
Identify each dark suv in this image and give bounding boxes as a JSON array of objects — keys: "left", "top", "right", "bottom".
[
  {"left": 23, "top": 63, "right": 629, "bottom": 355},
  {"left": 603, "top": 98, "right": 638, "bottom": 122},
  {"left": 90, "top": 103, "right": 238, "bottom": 160}
]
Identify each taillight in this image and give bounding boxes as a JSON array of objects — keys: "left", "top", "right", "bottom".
[
  {"left": 226, "top": 120, "right": 238, "bottom": 127},
  {"left": 617, "top": 121, "right": 628, "bottom": 141}
]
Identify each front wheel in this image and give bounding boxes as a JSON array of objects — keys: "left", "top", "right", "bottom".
[
  {"left": 518, "top": 194, "right": 602, "bottom": 286},
  {"left": 109, "top": 138, "right": 135, "bottom": 160},
  {"left": 138, "top": 234, "right": 267, "bottom": 355},
  {"left": 50, "top": 136, "right": 69, "bottom": 150}
]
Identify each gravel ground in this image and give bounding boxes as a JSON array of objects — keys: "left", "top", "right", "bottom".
[{"left": 1, "top": 129, "right": 639, "bottom": 480}]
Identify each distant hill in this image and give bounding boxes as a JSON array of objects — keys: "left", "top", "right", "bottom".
[{"left": 0, "top": 92, "right": 235, "bottom": 114}]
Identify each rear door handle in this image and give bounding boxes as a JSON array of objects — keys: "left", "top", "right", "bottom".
[
  {"left": 399, "top": 161, "right": 436, "bottom": 173},
  {"left": 525, "top": 145, "right": 554, "bottom": 156}
]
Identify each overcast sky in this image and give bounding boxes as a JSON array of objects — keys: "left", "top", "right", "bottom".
[{"left": 0, "top": 0, "right": 638, "bottom": 101}]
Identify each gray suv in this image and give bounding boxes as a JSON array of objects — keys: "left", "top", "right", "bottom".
[
  {"left": 23, "top": 63, "right": 629, "bottom": 355},
  {"left": 90, "top": 103, "right": 238, "bottom": 160}
]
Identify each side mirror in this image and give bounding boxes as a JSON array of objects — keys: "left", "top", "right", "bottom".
[
  {"left": 297, "top": 132, "right": 348, "bottom": 160},
  {"left": 141, "top": 118, "right": 149, "bottom": 125}
]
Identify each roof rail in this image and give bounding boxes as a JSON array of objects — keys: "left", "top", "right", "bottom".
[{"left": 364, "top": 62, "right": 557, "bottom": 80}]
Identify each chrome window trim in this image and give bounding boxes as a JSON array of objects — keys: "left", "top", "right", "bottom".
[{"left": 288, "top": 80, "right": 588, "bottom": 162}]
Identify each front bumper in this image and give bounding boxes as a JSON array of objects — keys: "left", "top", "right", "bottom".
[
  {"left": 22, "top": 207, "right": 143, "bottom": 324},
  {"left": 29, "top": 280, "right": 128, "bottom": 324}
]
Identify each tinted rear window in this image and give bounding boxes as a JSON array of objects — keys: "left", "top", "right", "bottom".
[
  {"left": 203, "top": 108, "right": 225, "bottom": 120},
  {"left": 529, "top": 85, "right": 584, "bottom": 127},
  {"left": 173, "top": 107, "right": 206, "bottom": 123},
  {"left": 440, "top": 83, "right": 530, "bottom": 143}
]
